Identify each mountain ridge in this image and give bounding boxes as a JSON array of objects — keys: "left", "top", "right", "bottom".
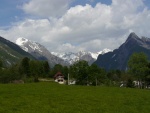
[
  {"left": 16, "top": 38, "right": 69, "bottom": 67},
  {"left": 51, "top": 48, "right": 111, "bottom": 65},
  {"left": 2, "top": 32, "right": 149, "bottom": 70},
  {"left": 0, "top": 36, "right": 35, "bottom": 66},
  {"left": 16, "top": 37, "right": 111, "bottom": 65},
  {"left": 94, "top": 32, "right": 150, "bottom": 70}
]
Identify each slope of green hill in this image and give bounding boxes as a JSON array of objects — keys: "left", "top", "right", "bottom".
[{"left": 0, "top": 36, "right": 35, "bottom": 67}]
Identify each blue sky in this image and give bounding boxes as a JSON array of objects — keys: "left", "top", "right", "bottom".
[
  {"left": 71, "top": 0, "right": 112, "bottom": 7},
  {"left": 0, "top": 0, "right": 112, "bottom": 27},
  {"left": 0, "top": 0, "right": 23, "bottom": 27},
  {"left": 0, "top": 0, "right": 150, "bottom": 53},
  {"left": 0, "top": 0, "right": 150, "bottom": 27}
]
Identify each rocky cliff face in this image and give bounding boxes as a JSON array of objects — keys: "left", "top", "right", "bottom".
[{"left": 94, "top": 32, "right": 150, "bottom": 70}]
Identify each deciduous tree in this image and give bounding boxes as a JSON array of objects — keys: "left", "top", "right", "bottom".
[
  {"left": 128, "top": 52, "right": 149, "bottom": 88},
  {"left": 70, "top": 60, "right": 89, "bottom": 85}
]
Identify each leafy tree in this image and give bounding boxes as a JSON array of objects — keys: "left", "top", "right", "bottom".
[
  {"left": 70, "top": 60, "right": 89, "bottom": 85},
  {"left": 88, "top": 64, "right": 98, "bottom": 85},
  {"left": 0, "top": 64, "right": 20, "bottom": 83},
  {"left": 18, "top": 57, "right": 30, "bottom": 77},
  {"left": 0, "top": 59, "right": 2, "bottom": 69},
  {"left": 53, "top": 64, "right": 63, "bottom": 73},
  {"left": 43, "top": 61, "right": 50, "bottom": 73},
  {"left": 107, "top": 70, "right": 121, "bottom": 81},
  {"left": 0, "top": 59, "right": 2, "bottom": 76},
  {"left": 29, "top": 60, "right": 41, "bottom": 82},
  {"left": 41, "top": 61, "right": 50, "bottom": 78},
  {"left": 128, "top": 52, "right": 149, "bottom": 88},
  {"left": 145, "top": 63, "right": 150, "bottom": 87},
  {"left": 62, "top": 66, "right": 69, "bottom": 79},
  {"left": 88, "top": 64, "right": 104, "bottom": 86},
  {"left": 8, "top": 64, "right": 21, "bottom": 81}
]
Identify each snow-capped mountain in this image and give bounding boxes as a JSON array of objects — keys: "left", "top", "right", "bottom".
[
  {"left": 16, "top": 38, "right": 69, "bottom": 66},
  {"left": 51, "top": 49, "right": 111, "bottom": 65},
  {"left": 16, "top": 37, "right": 111, "bottom": 66},
  {"left": 16, "top": 38, "right": 46, "bottom": 53},
  {"left": 90, "top": 48, "right": 112, "bottom": 59}
]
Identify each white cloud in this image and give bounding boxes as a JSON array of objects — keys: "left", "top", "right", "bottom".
[
  {"left": 1, "top": 0, "right": 150, "bottom": 53},
  {"left": 55, "top": 43, "right": 79, "bottom": 53},
  {"left": 22, "top": 0, "right": 71, "bottom": 17},
  {"left": 79, "top": 39, "right": 102, "bottom": 52}
]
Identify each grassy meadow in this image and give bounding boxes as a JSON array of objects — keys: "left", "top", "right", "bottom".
[{"left": 0, "top": 82, "right": 150, "bottom": 113}]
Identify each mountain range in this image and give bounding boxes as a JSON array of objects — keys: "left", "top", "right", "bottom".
[
  {"left": 16, "top": 38, "right": 69, "bottom": 67},
  {"left": 51, "top": 49, "right": 111, "bottom": 65},
  {"left": 16, "top": 38, "right": 110, "bottom": 66},
  {"left": 1, "top": 32, "right": 150, "bottom": 70},
  {"left": 94, "top": 32, "right": 150, "bottom": 70}
]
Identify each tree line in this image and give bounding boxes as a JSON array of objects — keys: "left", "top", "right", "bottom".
[
  {"left": 0, "top": 57, "right": 50, "bottom": 83},
  {"left": 0, "top": 52, "right": 150, "bottom": 88}
]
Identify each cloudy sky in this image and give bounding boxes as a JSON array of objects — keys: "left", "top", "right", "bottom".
[{"left": 0, "top": 0, "right": 150, "bottom": 53}]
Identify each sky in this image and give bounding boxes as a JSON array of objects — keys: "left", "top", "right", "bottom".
[{"left": 0, "top": 0, "right": 150, "bottom": 53}]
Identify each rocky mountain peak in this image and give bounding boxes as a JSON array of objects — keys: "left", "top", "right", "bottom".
[
  {"left": 122, "top": 32, "right": 145, "bottom": 49},
  {"left": 125, "top": 33, "right": 150, "bottom": 49},
  {"left": 126, "top": 32, "right": 140, "bottom": 42},
  {"left": 129, "top": 32, "right": 137, "bottom": 37},
  {"left": 94, "top": 33, "right": 150, "bottom": 70}
]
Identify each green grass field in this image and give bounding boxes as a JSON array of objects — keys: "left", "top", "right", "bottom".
[{"left": 0, "top": 82, "right": 150, "bottom": 113}]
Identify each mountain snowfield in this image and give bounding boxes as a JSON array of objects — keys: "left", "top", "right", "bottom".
[
  {"left": 16, "top": 37, "right": 44, "bottom": 53},
  {"left": 16, "top": 37, "right": 111, "bottom": 65}
]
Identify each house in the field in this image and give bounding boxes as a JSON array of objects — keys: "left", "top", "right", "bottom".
[{"left": 54, "top": 72, "right": 65, "bottom": 84}]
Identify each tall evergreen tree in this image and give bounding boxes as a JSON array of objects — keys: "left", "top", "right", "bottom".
[
  {"left": 19, "top": 57, "right": 30, "bottom": 77},
  {"left": 0, "top": 59, "right": 2, "bottom": 68},
  {"left": 42, "top": 61, "right": 50, "bottom": 77}
]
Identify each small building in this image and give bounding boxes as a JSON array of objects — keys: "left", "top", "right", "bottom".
[{"left": 54, "top": 72, "right": 65, "bottom": 84}]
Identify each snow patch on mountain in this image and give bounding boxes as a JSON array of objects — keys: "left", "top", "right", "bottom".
[
  {"left": 51, "top": 52, "right": 79, "bottom": 64},
  {"left": 16, "top": 37, "right": 69, "bottom": 66},
  {"left": 16, "top": 37, "right": 28, "bottom": 46},
  {"left": 16, "top": 38, "right": 44, "bottom": 53},
  {"left": 90, "top": 53, "right": 98, "bottom": 59},
  {"left": 89, "top": 49, "right": 112, "bottom": 59},
  {"left": 51, "top": 49, "right": 111, "bottom": 65},
  {"left": 16, "top": 37, "right": 111, "bottom": 65}
]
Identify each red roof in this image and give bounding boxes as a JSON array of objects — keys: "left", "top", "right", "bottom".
[{"left": 54, "top": 72, "right": 64, "bottom": 78}]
